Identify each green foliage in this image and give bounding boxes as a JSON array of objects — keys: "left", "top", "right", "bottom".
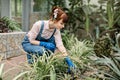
[
  {"left": 14, "top": 52, "right": 69, "bottom": 80},
  {"left": 62, "top": 30, "right": 95, "bottom": 79},
  {"left": 62, "top": 30, "right": 93, "bottom": 58},
  {"left": 94, "top": 34, "right": 113, "bottom": 57},
  {"left": 95, "top": 42, "right": 120, "bottom": 80},
  {"left": 85, "top": 77, "right": 99, "bottom": 80},
  {"left": 0, "top": 16, "right": 22, "bottom": 33},
  {"left": 47, "top": 0, "right": 94, "bottom": 33},
  {"left": 47, "top": 0, "right": 66, "bottom": 8},
  {"left": 33, "top": 0, "right": 47, "bottom": 12},
  {"left": 47, "top": 0, "right": 120, "bottom": 38},
  {"left": 97, "top": 0, "right": 120, "bottom": 29},
  {"left": 11, "top": 0, "right": 22, "bottom": 17},
  {"left": 70, "top": 39, "right": 93, "bottom": 57},
  {"left": 65, "top": 0, "right": 94, "bottom": 33},
  {"left": 0, "top": 64, "right": 4, "bottom": 80},
  {"left": 96, "top": 56, "right": 120, "bottom": 80},
  {"left": 93, "top": 0, "right": 120, "bottom": 58},
  {"left": 61, "top": 30, "right": 75, "bottom": 49},
  {"left": 12, "top": 31, "right": 96, "bottom": 80}
]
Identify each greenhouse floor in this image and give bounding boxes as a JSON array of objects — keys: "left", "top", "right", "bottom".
[{"left": 0, "top": 54, "right": 27, "bottom": 80}]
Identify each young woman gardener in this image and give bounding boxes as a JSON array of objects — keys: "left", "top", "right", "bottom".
[{"left": 22, "top": 6, "right": 75, "bottom": 72}]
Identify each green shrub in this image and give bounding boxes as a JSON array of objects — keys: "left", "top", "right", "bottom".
[{"left": 0, "top": 16, "right": 22, "bottom": 33}]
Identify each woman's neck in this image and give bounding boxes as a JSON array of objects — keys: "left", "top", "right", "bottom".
[{"left": 49, "top": 20, "right": 55, "bottom": 29}]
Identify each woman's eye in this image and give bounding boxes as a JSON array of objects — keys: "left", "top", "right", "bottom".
[{"left": 61, "top": 23, "right": 63, "bottom": 25}]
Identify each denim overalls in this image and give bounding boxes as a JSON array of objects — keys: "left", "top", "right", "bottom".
[{"left": 22, "top": 21, "right": 56, "bottom": 63}]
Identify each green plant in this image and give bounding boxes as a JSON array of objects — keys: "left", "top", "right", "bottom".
[
  {"left": 62, "top": 30, "right": 93, "bottom": 58},
  {"left": 47, "top": 0, "right": 94, "bottom": 34},
  {"left": 47, "top": 0, "right": 66, "bottom": 8},
  {"left": 0, "top": 16, "right": 22, "bottom": 33},
  {"left": 96, "top": 56, "right": 120, "bottom": 80},
  {"left": 62, "top": 30, "right": 97, "bottom": 79},
  {"left": 93, "top": 0, "right": 120, "bottom": 57},
  {"left": 61, "top": 30, "right": 76, "bottom": 49},
  {"left": 12, "top": 31, "right": 97, "bottom": 80},
  {"left": 96, "top": 44, "right": 120, "bottom": 80},
  {"left": 98, "top": 0, "right": 120, "bottom": 29},
  {"left": 83, "top": 0, "right": 93, "bottom": 34},
  {"left": 13, "top": 52, "right": 69, "bottom": 80},
  {"left": 65, "top": 0, "right": 94, "bottom": 34},
  {"left": 68, "top": 38, "right": 94, "bottom": 74},
  {"left": 0, "top": 64, "right": 4, "bottom": 80},
  {"left": 94, "top": 34, "right": 113, "bottom": 57},
  {"left": 85, "top": 77, "right": 99, "bottom": 80}
]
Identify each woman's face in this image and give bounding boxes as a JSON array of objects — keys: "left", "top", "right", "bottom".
[{"left": 54, "top": 19, "right": 65, "bottom": 29}]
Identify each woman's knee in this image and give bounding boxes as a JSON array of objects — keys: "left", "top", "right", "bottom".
[
  {"left": 47, "top": 43, "right": 56, "bottom": 52},
  {"left": 34, "top": 48, "right": 45, "bottom": 56},
  {"left": 23, "top": 44, "right": 44, "bottom": 55}
]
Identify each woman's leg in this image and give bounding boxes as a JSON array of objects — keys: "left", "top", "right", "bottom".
[{"left": 22, "top": 43, "right": 45, "bottom": 63}]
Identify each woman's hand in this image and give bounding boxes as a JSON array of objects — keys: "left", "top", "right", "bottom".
[
  {"left": 62, "top": 52, "right": 68, "bottom": 57},
  {"left": 52, "top": 51, "right": 68, "bottom": 58}
]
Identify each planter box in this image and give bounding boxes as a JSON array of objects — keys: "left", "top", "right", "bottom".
[{"left": 0, "top": 32, "right": 26, "bottom": 59}]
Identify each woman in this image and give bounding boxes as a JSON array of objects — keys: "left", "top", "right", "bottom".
[{"left": 22, "top": 6, "right": 75, "bottom": 72}]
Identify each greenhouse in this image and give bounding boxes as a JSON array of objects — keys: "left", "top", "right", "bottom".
[{"left": 0, "top": 0, "right": 120, "bottom": 80}]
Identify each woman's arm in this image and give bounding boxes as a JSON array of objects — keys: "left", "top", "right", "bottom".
[
  {"left": 54, "top": 29, "right": 68, "bottom": 56},
  {"left": 27, "top": 21, "right": 41, "bottom": 45},
  {"left": 57, "top": 45, "right": 68, "bottom": 56},
  {"left": 30, "top": 40, "right": 40, "bottom": 45}
]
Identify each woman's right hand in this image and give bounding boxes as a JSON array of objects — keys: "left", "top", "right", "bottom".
[{"left": 62, "top": 52, "right": 68, "bottom": 57}]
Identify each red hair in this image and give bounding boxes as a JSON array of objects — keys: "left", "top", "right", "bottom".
[{"left": 50, "top": 6, "right": 68, "bottom": 23}]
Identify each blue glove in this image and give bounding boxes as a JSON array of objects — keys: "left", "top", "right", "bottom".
[
  {"left": 65, "top": 56, "right": 75, "bottom": 73},
  {"left": 65, "top": 56, "right": 75, "bottom": 67},
  {"left": 40, "top": 41, "right": 56, "bottom": 52}
]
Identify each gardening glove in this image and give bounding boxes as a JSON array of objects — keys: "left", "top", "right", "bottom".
[
  {"left": 65, "top": 56, "right": 75, "bottom": 73},
  {"left": 39, "top": 41, "right": 56, "bottom": 52}
]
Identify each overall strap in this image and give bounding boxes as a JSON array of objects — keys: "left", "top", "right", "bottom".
[
  {"left": 39, "top": 21, "right": 44, "bottom": 37},
  {"left": 49, "top": 28, "right": 56, "bottom": 38},
  {"left": 35, "top": 21, "right": 44, "bottom": 40}
]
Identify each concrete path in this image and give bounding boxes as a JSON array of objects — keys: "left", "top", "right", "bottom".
[{"left": 0, "top": 55, "right": 27, "bottom": 80}]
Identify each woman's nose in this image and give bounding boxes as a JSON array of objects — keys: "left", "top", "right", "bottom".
[{"left": 62, "top": 25, "right": 64, "bottom": 28}]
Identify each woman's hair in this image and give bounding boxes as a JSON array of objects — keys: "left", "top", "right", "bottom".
[{"left": 50, "top": 6, "right": 68, "bottom": 23}]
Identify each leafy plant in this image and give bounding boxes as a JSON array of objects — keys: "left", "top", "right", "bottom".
[
  {"left": 0, "top": 16, "right": 22, "bottom": 33},
  {"left": 94, "top": 34, "right": 113, "bottom": 57},
  {"left": 95, "top": 43, "right": 120, "bottom": 80},
  {"left": 47, "top": 0, "right": 66, "bottom": 8},
  {"left": 62, "top": 30, "right": 93, "bottom": 58},
  {"left": 96, "top": 56, "right": 120, "bottom": 80},
  {"left": 62, "top": 30, "right": 97, "bottom": 79},
  {"left": 0, "top": 64, "right": 4, "bottom": 80},
  {"left": 97, "top": 0, "right": 120, "bottom": 29},
  {"left": 65, "top": 0, "right": 94, "bottom": 34},
  {"left": 12, "top": 31, "right": 97, "bottom": 80},
  {"left": 61, "top": 30, "right": 76, "bottom": 49},
  {"left": 13, "top": 52, "right": 69, "bottom": 80},
  {"left": 47, "top": 0, "right": 94, "bottom": 34}
]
